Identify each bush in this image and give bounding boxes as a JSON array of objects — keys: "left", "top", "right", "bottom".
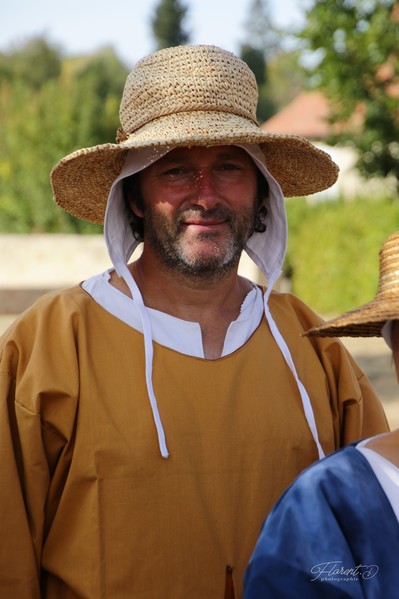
[{"left": 285, "top": 195, "right": 399, "bottom": 315}]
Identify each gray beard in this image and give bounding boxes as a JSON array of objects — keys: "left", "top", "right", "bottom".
[
  {"left": 144, "top": 205, "right": 256, "bottom": 280},
  {"left": 154, "top": 233, "right": 244, "bottom": 280}
]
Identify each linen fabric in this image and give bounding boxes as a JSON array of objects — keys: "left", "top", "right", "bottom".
[
  {"left": 0, "top": 286, "right": 388, "bottom": 599},
  {"left": 244, "top": 446, "right": 399, "bottom": 599},
  {"left": 82, "top": 270, "right": 264, "bottom": 357}
]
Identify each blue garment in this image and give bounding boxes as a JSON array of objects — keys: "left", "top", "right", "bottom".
[{"left": 244, "top": 446, "right": 399, "bottom": 598}]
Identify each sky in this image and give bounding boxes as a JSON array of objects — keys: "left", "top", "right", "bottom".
[{"left": 1, "top": 0, "right": 308, "bottom": 67}]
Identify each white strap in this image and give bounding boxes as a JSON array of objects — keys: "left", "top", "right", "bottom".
[
  {"left": 264, "top": 270, "right": 325, "bottom": 459},
  {"left": 119, "top": 263, "right": 169, "bottom": 458}
]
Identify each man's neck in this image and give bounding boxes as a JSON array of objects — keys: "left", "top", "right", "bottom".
[
  {"left": 365, "top": 430, "right": 399, "bottom": 468},
  {"left": 110, "top": 254, "right": 253, "bottom": 359}
]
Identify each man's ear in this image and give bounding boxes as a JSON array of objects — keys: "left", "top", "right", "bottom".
[
  {"left": 125, "top": 176, "right": 144, "bottom": 217},
  {"left": 128, "top": 195, "right": 144, "bottom": 218}
]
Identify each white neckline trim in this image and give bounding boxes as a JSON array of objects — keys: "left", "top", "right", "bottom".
[
  {"left": 357, "top": 438, "right": 399, "bottom": 522},
  {"left": 82, "top": 270, "right": 264, "bottom": 358}
]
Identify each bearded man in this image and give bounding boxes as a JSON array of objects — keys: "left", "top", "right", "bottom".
[{"left": 0, "top": 44, "right": 388, "bottom": 599}]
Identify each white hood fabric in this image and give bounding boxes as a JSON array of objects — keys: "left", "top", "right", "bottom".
[{"left": 103, "top": 145, "right": 325, "bottom": 460}]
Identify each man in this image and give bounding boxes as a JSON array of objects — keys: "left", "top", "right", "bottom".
[{"left": 0, "top": 44, "right": 388, "bottom": 599}]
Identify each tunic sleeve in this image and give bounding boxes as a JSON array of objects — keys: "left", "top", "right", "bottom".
[
  {"left": 338, "top": 352, "right": 389, "bottom": 443},
  {"left": 313, "top": 332, "right": 390, "bottom": 446},
  {"left": 269, "top": 292, "right": 390, "bottom": 448},
  {"left": 243, "top": 449, "right": 397, "bottom": 599},
  {"left": 243, "top": 476, "right": 363, "bottom": 598},
  {"left": 0, "top": 294, "right": 79, "bottom": 598},
  {"left": 0, "top": 364, "right": 44, "bottom": 598}
]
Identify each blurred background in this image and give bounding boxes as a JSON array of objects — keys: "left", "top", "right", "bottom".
[{"left": 1, "top": 0, "right": 399, "bottom": 426}]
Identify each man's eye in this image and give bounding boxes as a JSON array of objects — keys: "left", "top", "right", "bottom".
[
  {"left": 164, "top": 167, "right": 185, "bottom": 176},
  {"left": 221, "top": 163, "right": 239, "bottom": 171}
]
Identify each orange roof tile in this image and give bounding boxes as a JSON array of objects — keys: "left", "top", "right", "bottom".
[{"left": 260, "top": 91, "right": 333, "bottom": 139}]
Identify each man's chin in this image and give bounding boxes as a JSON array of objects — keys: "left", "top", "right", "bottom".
[{"left": 172, "top": 252, "right": 240, "bottom": 278}]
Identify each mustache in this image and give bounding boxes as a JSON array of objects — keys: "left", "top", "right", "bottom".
[{"left": 177, "top": 205, "right": 234, "bottom": 224}]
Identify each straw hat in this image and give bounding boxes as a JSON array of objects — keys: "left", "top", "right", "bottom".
[
  {"left": 50, "top": 44, "right": 339, "bottom": 224},
  {"left": 305, "top": 231, "right": 399, "bottom": 337}
]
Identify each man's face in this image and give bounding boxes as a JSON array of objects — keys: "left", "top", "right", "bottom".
[{"left": 130, "top": 146, "right": 260, "bottom": 278}]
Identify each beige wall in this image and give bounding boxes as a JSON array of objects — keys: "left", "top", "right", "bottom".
[
  {"left": 0, "top": 234, "right": 266, "bottom": 314},
  {"left": 313, "top": 143, "right": 397, "bottom": 200}
]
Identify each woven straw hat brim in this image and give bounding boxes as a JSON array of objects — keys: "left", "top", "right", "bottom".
[
  {"left": 50, "top": 111, "right": 339, "bottom": 224},
  {"left": 305, "top": 231, "right": 399, "bottom": 338},
  {"left": 304, "top": 297, "right": 399, "bottom": 337}
]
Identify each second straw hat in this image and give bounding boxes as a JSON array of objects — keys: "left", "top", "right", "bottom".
[{"left": 305, "top": 231, "right": 399, "bottom": 337}]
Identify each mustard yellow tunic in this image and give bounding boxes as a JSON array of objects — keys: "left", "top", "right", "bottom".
[{"left": 0, "top": 286, "right": 388, "bottom": 598}]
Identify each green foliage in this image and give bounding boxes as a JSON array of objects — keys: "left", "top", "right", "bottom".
[
  {"left": 285, "top": 195, "right": 399, "bottom": 315},
  {"left": 0, "top": 38, "right": 128, "bottom": 233},
  {"left": 240, "top": 45, "right": 276, "bottom": 122},
  {"left": 239, "top": 0, "right": 283, "bottom": 122},
  {"left": 299, "top": 0, "right": 399, "bottom": 187},
  {"left": 151, "top": 0, "right": 190, "bottom": 50},
  {"left": 241, "top": 45, "right": 267, "bottom": 86},
  {"left": 267, "top": 50, "right": 308, "bottom": 110},
  {"left": 0, "top": 36, "right": 62, "bottom": 88}
]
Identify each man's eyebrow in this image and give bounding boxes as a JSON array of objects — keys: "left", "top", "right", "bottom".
[
  {"left": 156, "top": 155, "right": 187, "bottom": 166},
  {"left": 217, "top": 152, "right": 248, "bottom": 160}
]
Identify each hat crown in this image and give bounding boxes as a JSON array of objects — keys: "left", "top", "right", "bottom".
[{"left": 119, "top": 45, "right": 259, "bottom": 135}]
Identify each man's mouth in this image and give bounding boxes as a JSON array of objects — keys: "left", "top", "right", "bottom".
[
  {"left": 181, "top": 208, "right": 232, "bottom": 231},
  {"left": 182, "top": 220, "right": 228, "bottom": 236},
  {"left": 184, "top": 217, "right": 226, "bottom": 226}
]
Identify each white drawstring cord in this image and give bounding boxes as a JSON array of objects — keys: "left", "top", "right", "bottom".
[
  {"left": 263, "top": 270, "right": 325, "bottom": 460},
  {"left": 119, "top": 262, "right": 169, "bottom": 458}
]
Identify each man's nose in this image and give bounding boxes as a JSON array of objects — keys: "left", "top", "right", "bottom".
[{"left": 193, "top": 170, "right": 219, "bottom": 206}]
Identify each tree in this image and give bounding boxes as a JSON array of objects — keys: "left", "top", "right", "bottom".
[
  {"left": 151, "top": 0, "right": 190, "bottom": 51},
  {"left": 267, "top": 49, "right": 308, "bottom": 110},
  {"left": 0, "top": 36, "right": 62, "bottom": 89},
  {"left": 299, "top": 0, "right": 399, "bottom": 186},
  {"left": 72, "top": 47, "right": 129, "bottom": 145},
  {"left": 239, "top": 0, "right": 282, "bottom": 121},
  {"left": 242, "top": 0, "right": 281, "bottom": 57},
  {"left": 0, "top": 39, "right": 128, "bottom": 233}
]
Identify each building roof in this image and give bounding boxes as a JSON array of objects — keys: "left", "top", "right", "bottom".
[
  {"left": 261, "top": 90, "right": 365, "bottom": 140},
  {"left": 261, "top": 91, "right": 332, "bottom": 139}
]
